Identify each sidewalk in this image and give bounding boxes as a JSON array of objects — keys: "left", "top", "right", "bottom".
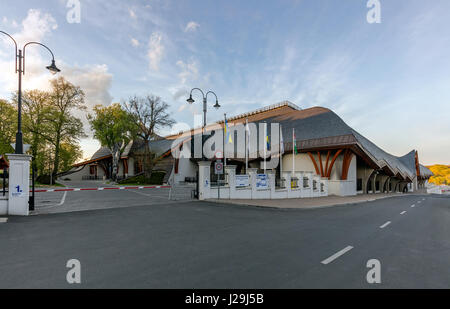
[{"left": 208, "top": 192, "right": 421, "bottom": 209}]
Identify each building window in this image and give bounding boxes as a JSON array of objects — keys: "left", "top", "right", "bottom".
[
  {"left": 357, "top": 178, "right": 363, "bottom": 191},
  {"left": 89, "top": 165, "right": 97, "bottom": 175},
  {"left": 376, "top": 181, "right": 380, "bottom": 191},
  {"left": 313, "top": 180, "right": 317, "bottom": 191}
]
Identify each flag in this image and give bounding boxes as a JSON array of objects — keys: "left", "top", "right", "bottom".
[
  {"left": 225, "top": 118, "right": 233, "bottom": 144},
  {"left": 293, "top": 131, "right": 298, "bottom": 154}
]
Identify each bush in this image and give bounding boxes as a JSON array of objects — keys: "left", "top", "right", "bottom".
[{"left": 119, "top": 171, "right": 166, "bottom": 185}]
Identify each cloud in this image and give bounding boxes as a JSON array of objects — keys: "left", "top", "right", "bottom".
[
  {"left": 14, "top": 9, "right": 57, "bottom": 45},
  {"left": 0, "top": 9, "right": 113, "bottom": 141},
  {"left": 129, "top": 8, "right": 137, "bottom": 19},
  {"left": 130, "top": 38, "right": 139, "bottom": 47},
  {"left": 176, "top": 59, "right": 199, "bottom": 85},
  {"left": 61, "top": 64, "right": 113, "bottom": 110},
  {"left": 0, "top": 9, "right": 59, "bottom": 95},
  {"left": 184, "top": 21, "right": 200, "bottom": 32},
  {"left": 147, "top": 32, "right": 164, "bottom": 71}
]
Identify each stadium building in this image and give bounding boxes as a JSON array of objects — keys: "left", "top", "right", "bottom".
[{"left": 65, "top": 101, "right": 433, "bottom": 197}]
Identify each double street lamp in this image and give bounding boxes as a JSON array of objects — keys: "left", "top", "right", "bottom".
[
  {"left": 187, "top": 88, "right": 220, "bottom": 160},
  {"left": 0, "top": 30, "right": 60, "bottom": 155}
]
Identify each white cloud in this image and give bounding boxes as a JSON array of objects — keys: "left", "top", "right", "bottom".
[
  {"left": 176, "top": 59, "right": 199, "bottom": 85},
  {"left": 15, "top": 9, "right": 57, "bottom": 45},
  {"left": 147, "top": 32, "right": 164, "bottom": 71},
  {"left": 184, "top": 21, "right": 200, "bottom": 32},
  {"left": 129, "top": 8, "right": 137, "bottom": 19},
  {"left": 130, "top": 38, "right": 139, "bottom": 47}
]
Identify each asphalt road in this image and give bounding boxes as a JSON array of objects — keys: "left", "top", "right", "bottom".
[
  {"left": 0, "top": 192, "right": 449, "bottom": 288},
  {"left": 33, "top": 181, "right": 194, "bottom": 214}
]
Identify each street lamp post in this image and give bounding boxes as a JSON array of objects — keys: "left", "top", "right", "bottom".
[
  {"left": 187, "top": 88, "right": 220, "bottom": 160},
  {"left": 0, "top": 31, "right": 61, "bottom": 155}
]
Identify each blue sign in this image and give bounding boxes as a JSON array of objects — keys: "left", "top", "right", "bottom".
[{"left": 256, "top": 174, "right": 269, "bottom": 189}]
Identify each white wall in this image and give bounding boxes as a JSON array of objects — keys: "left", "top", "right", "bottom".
[
  {"left": 173, "top": 158, "right": 198, "bottom": 184},
  {"left": 282, "top": 153, "right": 317, "bottom": 174}
]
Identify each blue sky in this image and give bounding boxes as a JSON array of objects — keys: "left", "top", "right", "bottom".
[{"left": 0, "top": 0, "right": 449, "bottom": 164}]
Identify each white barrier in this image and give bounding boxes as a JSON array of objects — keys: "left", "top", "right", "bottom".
[{"left": 198, "top": 162, "right": 328, "bottom": 200}]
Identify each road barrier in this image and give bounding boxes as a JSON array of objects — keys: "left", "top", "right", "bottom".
[{"left": 34, "top": 186, "right": 171, "bottom": 193}]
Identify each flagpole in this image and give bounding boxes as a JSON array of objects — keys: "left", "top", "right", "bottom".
[
  {"left": 279, "top": 124, "right": 283, "bottom": 176},
  {"left": 245, "top": 118, "right": 249, "bottom": 173},
  {"left": 224, "top": 113, "right": 227, "bottom": 167},
  {"left": 292, "top": 128, "right": 295, "bottom": 177},
  {"left": 264, "top": 122, "right": 267, "bottom": 174}
]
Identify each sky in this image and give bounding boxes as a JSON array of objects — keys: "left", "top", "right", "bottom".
[{"left": 0, "top": 0, "right": 449, "bottom": 165}]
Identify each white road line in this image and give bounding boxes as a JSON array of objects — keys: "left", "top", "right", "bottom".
[
  {"left": 417, "top": 201, "right": 421, "bottom": 204},
  {"left": 411, "top": 204, "right": 415, "bottom": 208},
  {"left": 321, "top": 246, "right": 354, "bottom": 265},
  {"left": 0, "top": 218, "right": 8, "bottom": 223},
  {"left": 400, "top": 211, "right": 407, "bottom": 215},
  {"left": 380, "top": 221, "right": 391, "bottom": 229},
  {"left": 58, "top": 191, "right": 67, "bottom": 206}
]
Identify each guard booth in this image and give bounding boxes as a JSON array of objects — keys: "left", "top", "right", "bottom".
[{"left": 1, "top": 154, "right": 32, "bottom": 216}]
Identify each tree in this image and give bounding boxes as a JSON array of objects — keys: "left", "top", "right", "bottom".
[
  {"left": 88, "top": 103, "right": 138, "bottom": 181},
  {"left": 0, "top": 99, "right": 16, "bottom": 155},
  {"left": 43, "top": 77, "right": 86, "bottom": 180},
  {"left": 21, "top": 90, "right": 52, "bottom": 172},
  {"left": 123, "top": 95, "right": 175, "bottom": 178}
]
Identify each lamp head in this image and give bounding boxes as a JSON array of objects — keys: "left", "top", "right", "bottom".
[
  {"left": 187, "top": 95, "right": 195, "bottom": 104},
  {"left": 46, "top": 60, "right": 60, "bottom": 75},
  {"left": 213, "top": 100, "right": 220, "bottom": 110}
]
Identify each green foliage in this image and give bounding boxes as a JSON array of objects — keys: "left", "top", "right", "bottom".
[
  {"left": 88, "top": 103, "right": 138, "bottom": 180},
  {"left": 119, "top": 171, "right": 166, "bottom": 185},
  {"left": 428, "top": 165, "right": 450, "bottom": 185},
  {"left": 0, "top": 99, "right": 16, "bottom": 155},
  {"left": 2, "top": 77, "right": 86, "bottom": 178}
]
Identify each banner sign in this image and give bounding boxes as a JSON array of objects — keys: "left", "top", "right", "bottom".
[
  {"left": 235, "top": 175, "right": 250, "bottom": 188},
  {"left": 256, "top": 174, "right": 269, "bottom": 189}
]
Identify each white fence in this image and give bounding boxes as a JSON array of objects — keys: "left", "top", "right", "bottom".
[
  {"left": 198, "top": 163, "right": 328, "bottom": 200},
  {"left": 427, "top": 184, "right": 450, "bottom": 195}
]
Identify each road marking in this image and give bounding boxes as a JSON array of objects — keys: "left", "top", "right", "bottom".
[
  {"left": 380, "top": 221, "right": 391, "bottom": 229},
  {"left": 58, "top": 191, "right": 67, "bottom": 206},
  {"left": 0, "top": 218, "right": 7, "bottom": 223},
  {"left": 411, "top": 204, "right": 415, "bottom": 208},
  {"left": 417, "top": 201, "right": 421, "bottom": 204},
  {"left": 321, "top": 246, "right": 353, "bottom": 265},
  {"left": 400, "top": 211, "right": 407, "bottom": 215}
]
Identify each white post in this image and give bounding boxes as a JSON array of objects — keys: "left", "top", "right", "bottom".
[
  {"left": 198, "top": 161, "right": 211, "bottom": 201},
  {"left": 7, "top": 154, "right": 32, "bottom": 216},
  {"left": 268, "top": 170, "right": 276, "bottom": 199},
  {"left": 225, "top": 165, "right": 237, "bottom": 199},
  {"left": 248, "top": 168, "right": 258, "bottom": 199}
]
